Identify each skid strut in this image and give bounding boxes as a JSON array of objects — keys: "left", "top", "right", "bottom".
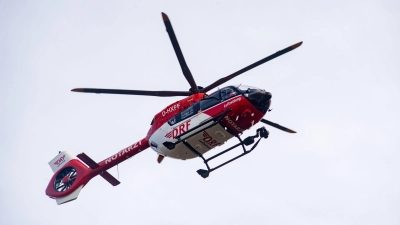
[{"left": 186, "top": 127, "right": 269, "bottom": 178}]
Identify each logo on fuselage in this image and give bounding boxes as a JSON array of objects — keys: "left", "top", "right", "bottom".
[
  {"left": 198, "top": 131, "right": 222, "bottom": 149},
  {"left": 169, "top": 117, "right": 176, "bottom": 125},
  {"left": 54, "top": 154, "right": 66, "bottom": 167},
  {"left": 224, "top": 116, "right": 244, "bottom": 133},
  {"left": 224, "top": 97, "right": 241, "bottom": 108},
  {"left": 105, "top": 141, "right": 142, "bottom": 164},
  {"left": 165, "top": 120, "right": 191, "bottom": 139}
]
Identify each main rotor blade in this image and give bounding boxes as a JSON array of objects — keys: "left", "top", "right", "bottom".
[
  {"left": 201, "top": 42, "right": 303, "bottom": 93},
  {"left": 162, "top": 12, "right": 198, "bottom": 93},
  {"left": 71, "top": 88, "right": 191, "bottom": 97},
  {"left": 260, "top": 118, "right": 297, "bottom": 133}
]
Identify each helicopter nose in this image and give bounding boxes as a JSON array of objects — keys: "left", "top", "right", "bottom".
[
  {"left": 264, "top": 91, "right": 272, "bottom": 101},
  {"left": 246, "top": 90, "right": 272, "bottom": 113},
  {"left": 247, "top": 90, "right": 272, "bottom": 101}
]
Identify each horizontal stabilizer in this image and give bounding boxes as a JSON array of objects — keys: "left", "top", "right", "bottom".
[
  {"left": 77, "top": 152, "right": 99, "bottom": 169},
  {"left": 77, "top": 152, "right": 120, "bottom": 186},
  {"left": 100, "top": 171, "right": 120, "bottom": 186}
]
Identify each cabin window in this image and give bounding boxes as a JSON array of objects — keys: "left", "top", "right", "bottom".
[
  {"left": 168, "top": 102, "right": 200, "bottom": 126},
  {"left": 200, "top": 91, "right": 221, "bottom": 110},
  {"left": 180, "top": 103, "right": 200, "bottom": 120}
]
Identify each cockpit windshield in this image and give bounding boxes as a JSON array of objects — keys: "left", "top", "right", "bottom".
[
  {"left": 220, "top": 87, "right": 237, "bottom": 100},
  {"left": 236, "top": 84, "right": 263, "bottom": 93}
]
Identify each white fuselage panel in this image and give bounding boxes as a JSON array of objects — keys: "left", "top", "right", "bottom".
[{"left": 149, "top": 113, "right": 234, "bottom": 160}]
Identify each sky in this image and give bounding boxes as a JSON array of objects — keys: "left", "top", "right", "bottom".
[{"left": 1, "top": 0, "right": 400, "bottom": 224}]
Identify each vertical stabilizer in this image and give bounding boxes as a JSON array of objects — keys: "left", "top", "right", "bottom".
[{"left": 49, "top": 151, "right": 75, "bottom": 173}]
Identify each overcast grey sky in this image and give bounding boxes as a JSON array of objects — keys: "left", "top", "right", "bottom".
[{"left": 1, "top": 0, "right": 400, "bottom": 224}]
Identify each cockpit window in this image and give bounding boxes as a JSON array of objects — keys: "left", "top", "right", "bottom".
[
  {"left": 236, "top": 85, "right": 262, "bottom": 93},
  {"left": 206, "top": 90, "right": 221, "bottom": 100},
  {"left": 220, "top": 87, "right": 237, "bottom": 100}
]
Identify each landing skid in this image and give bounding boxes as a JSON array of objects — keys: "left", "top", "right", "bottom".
[
  {"left": 185, "top": 126, "right": 269, "bottom": 178},
  {"left": 162, "top": 109, "right": 269, "bottom": 178}
]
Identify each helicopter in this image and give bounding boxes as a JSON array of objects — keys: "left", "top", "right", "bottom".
[{"left": 45, "top": 12, "right": 302, "bottom": 205}]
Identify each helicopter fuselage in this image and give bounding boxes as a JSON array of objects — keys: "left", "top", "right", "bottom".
[{"left": 147, "top": 85, "right": 271, "bottom": 160}]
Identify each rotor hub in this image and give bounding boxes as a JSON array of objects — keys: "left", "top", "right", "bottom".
[
  {"left": 189, "top": 86, "right": 204, "bottom": 94},
  {"left": 61, "top": 176, "right": 70, "bottom": 183}
]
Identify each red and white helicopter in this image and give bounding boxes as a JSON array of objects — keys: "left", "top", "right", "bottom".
[{"left": 45, "top": 12, "right": 302, "bottom": 204}]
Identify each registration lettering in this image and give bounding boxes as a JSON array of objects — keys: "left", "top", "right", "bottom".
[{"left": 162, "top": 103, "right": 180, "bottom": 116}]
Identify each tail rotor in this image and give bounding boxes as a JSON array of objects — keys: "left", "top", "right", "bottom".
[{"left": 53, "top": 167, "right": 77, "bottom": 192}]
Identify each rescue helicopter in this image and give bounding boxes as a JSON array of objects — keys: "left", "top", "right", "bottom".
[{"left": 45, "top": 12, "right": 302, "bottom": 205}]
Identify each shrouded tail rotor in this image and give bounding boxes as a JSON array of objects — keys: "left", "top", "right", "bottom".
[
  {"left": 53, "top": 167, "right": 77, "bottom": 192},
  {"left": 45, "top": 151, "right": 90, "bottom": 205}
]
